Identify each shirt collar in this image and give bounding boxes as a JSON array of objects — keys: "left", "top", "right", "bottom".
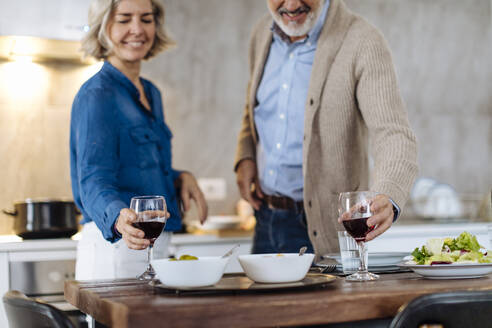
[
  {"left": 101, "top": 61, "right": 155, "bottom": 116},
  {"left": 271, "top": 0, "right": 331, "bottom": 45},
  {"left": 101, "top": 61, "right": 140, "bottom": 97}
]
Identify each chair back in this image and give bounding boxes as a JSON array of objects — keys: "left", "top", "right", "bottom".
[
  {"left": 3, "top": 290, "right": 75, "bottom": 328},
  {"left": 390, "top": 290, "right": 492, "bottom": 328}
]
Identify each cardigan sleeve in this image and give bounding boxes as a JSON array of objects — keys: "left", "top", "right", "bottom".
[
  {"left": 354, "top": 28, "right": 418, "bottom": 209},
  {"left": 234, "top": 20, "right": 264, "bottom": 170}
]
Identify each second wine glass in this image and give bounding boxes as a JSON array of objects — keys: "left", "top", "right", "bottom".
[
  {"left": 130, "top": 195, "right": 167, "bottom": 281},
  {"left": 338, "top": 191, "right": 379, "bottom": 282}
]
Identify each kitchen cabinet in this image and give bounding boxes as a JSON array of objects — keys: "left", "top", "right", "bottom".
[{"left": 0, "top": 237, "right": 78, "bottom": 328}]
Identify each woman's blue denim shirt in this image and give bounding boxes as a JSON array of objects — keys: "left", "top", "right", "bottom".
[{"left": 70, "top": 61, "right": 182, "bottom": 242}]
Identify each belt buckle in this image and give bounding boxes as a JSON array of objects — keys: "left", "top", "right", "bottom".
[
  {"left": 266, "top": 198, "right": 277, "bottom": 210},
  {"left": 265, "top": 196, "right": 279, "bottom": 210}
]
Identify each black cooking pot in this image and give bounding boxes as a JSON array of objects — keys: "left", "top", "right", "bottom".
[{"left": 2, "top": 199, "right": 80, "bottom": 239}]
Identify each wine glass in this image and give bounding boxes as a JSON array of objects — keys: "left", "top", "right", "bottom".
[
  {"left": 338, "top": 191, "right": 379, "bottom": 281},
  {"left": 130, "top": 195, "right": 167, "bottom": 281}
]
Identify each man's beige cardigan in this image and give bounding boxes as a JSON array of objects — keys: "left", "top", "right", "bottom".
[{"left": 235, "top": 0, "right": 418, "bottom": 254}]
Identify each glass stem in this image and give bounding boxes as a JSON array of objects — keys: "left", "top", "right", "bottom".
[
  {"left": 358, "top": 241, "right": 368, "bottom": 273},
  {"left": 147, "top": 244, "right": 153, "bottom": 270}
]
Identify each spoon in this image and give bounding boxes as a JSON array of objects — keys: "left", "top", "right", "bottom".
[
  {"left": 222, "top": 244, "right": 240, "bottom": 258},
  {"left": 298, "top": 246, "right": 307, "bottom": 256}
]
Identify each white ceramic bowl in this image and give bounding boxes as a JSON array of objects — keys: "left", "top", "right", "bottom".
[
  {"left": 238, "top": 253, "right": 315, "bottom": 283},
  {"left": 152, "top": 256, "right": 229, "bottom": 288}
]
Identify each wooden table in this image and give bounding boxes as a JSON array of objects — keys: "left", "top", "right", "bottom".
[{"left": 65, "top": 273, "right": 492, "bottom": 328}]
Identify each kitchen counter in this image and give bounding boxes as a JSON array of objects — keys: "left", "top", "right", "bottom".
[
  {"left": 0, "top": 235, "right": 78, "bottom": 252},
  {"left": 0, "top": 232, "right": 250, "bottom": 251},
  {"left": 0, "top": 232, "right": 254, "bottom": 273},
  {"left": 1, "top": 220, "right": 490, "bottom": 255}
]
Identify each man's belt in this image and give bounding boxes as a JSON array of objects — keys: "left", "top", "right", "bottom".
[{"left": 263, "top": 194, "right": 304, "bottom": 211}]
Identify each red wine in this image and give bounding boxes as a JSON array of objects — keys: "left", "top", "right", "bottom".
[
  {"left": 342, "top": 217, "right": 374, "bottom": 242},
  {"left": 133, "top": 221, "right": 165, "bottom": 242}
]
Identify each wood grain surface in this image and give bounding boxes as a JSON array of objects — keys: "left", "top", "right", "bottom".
[{"left": 65, "top": 273, "right": 492, "bottom": 328}]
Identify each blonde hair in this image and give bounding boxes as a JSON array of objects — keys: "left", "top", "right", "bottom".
[{"left": 81, "top": 0, "right": 175, "bottom": 60}]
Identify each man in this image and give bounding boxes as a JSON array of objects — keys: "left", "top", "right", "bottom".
[{"left": 235, "top": 0, "right": 418, "bottom": 255}]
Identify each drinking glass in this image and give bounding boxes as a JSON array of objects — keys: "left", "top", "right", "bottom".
[
  {"left": 338, "top": 191, "right": 379, "bottom": 281},
  {"left": 130, "top": 195, "right": 167, "bottom": 281}
]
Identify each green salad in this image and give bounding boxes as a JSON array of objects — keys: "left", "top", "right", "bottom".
[{"left": 411, "top": 231, "right": 492, "bottom": 265}]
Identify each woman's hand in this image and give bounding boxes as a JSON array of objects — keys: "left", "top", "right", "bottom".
[
  {"left": 176, "top": 172, "right": 208, "bottom": 223},
  {"left": 115, "top": 208, "right": 149, "bottom": 250}
]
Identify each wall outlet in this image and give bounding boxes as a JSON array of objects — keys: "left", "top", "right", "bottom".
[{"left": 198, "top": 178, "right": 227, "bottom": 201}]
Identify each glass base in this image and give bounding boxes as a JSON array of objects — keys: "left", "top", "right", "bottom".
[
  {"left": 346, "top": 271, "right": 379, "bottom": 282},
  {"left": 137, "top": 264, "right": 156, "bottom": 281}
]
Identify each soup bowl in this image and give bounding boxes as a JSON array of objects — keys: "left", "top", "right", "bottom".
[
  {"left": 152, "top": 256, "right": 229, "bottom": 288},
  {"left": 238, "top": 253, "right": 314, "bottom": 283}
]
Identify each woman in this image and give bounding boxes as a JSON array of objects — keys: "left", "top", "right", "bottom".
[{"left": 70, "top": 0, "right": 207, "bottom": 279}]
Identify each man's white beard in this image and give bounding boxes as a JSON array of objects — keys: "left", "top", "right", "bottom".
[{"left": 269, "top": 1, "right": 324, "bottom": 37}]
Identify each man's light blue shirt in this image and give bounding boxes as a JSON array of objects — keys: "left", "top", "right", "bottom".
[{"left": 254, "top": 1, "right": 330, "bottom": 201}]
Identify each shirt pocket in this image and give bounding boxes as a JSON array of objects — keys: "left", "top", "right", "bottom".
[{"left": 129, "top": 127, "right": 161, "bottom": 169}]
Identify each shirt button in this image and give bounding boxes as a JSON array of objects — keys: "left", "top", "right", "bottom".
[
  {"left": 269, "top": 170, "right": 274, "bottom": 175},
  {"left": 313, "top": 230, "right": 318, "bottom": 237},
  {"left": 282, "top": 83, "right": 288, "bottom": 90},
  {"left": 308, "top": 200, "right": 312, "bottom": 208},
  {"left": 157, "top": 145, "right": 162, "bottom": 150},
  {"left": 279, "top": 113, "right": 285, "bottom": 120},
  {"left": 289, "top": 53, "right": 294, "bottom": 59},
  {"left": 310, "top": 98, "right": 314, "bottom": 105},
  {"left": 307, "top": 41, "right": 312, "bottom": 47},
  {"left": 276, "top": 143, "right": 282, "bottom": 149}
]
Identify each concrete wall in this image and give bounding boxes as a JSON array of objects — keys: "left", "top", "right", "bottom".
[{"left": 1, "top": 0, "right": 491, "bottom": 233}]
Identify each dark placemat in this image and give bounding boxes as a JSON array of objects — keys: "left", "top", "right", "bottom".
[{"left": 154, "top": 273, "right": 336, "bottom": 295}]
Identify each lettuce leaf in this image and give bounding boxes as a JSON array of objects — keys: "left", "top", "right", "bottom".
[
  {"left": 426, "top": 238, "right": 444, "bottom": 255},
  {"left": 455, "top": 231, "right": 482, "bottom": 252},
  {"left": 457, "top": 251, "right": 483, "bottom": 263},
  {"left": 425, "top": 253, "right": 454, "bottom": 265},
  {"left": 412, "top": 246, "right": 431, "bottom": 265}
]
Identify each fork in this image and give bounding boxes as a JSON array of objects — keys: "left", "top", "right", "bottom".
[
  {"left": 221, "top": 244, "right": 240, "bottom": 258},
  {"left": 310, "top": 264, "right": 337, "bottom": 274},
  {"left": 320, "top": 264, "right": 337, "bottom": 273}
]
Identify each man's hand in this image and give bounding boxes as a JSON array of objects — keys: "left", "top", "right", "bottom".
[
  {"left": 115, "top": 208, "right": 150, "bottom": 250},
  {"left": 236, "top": 159, "right": 263, "bottom": 210},
  {"left": 176, "top": 172, "right": 208, "bottom": 224},
  {"left": 365, "top": 194, "right": 394, "bottom": 241},
  {"left": 337, "top": 193, "right": 394, "bottom": 242}
]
